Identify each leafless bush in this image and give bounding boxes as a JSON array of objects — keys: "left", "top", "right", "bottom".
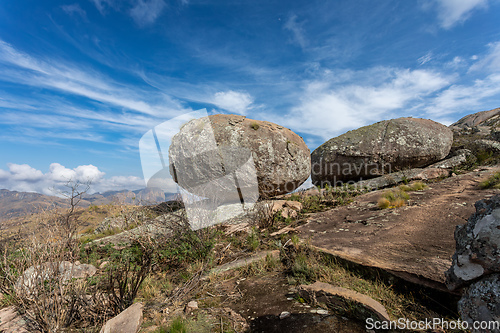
[
  {"left": 100, "top": 237, "right": 154, "bottom": 314},
  {"left": 0, "top": 180, "right": 114, "bottom": 332}
]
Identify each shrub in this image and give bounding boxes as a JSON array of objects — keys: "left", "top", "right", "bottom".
[
  {"left": 378, "top": 189, "right": 409, "bottom": 209},
  {"left": 250, "top": 122, "right": 260, "bottom": 130},
  {"left": 247, "top": 228, "right": 260, "bottom": 251},
  {"left": 377, "top": 197, "right": 390, "bottom": 209}
]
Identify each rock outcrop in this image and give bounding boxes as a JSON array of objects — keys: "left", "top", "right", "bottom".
[
  {"left": 311, "top": 117, "right": 453, "bottom": 186},
  {"left": 446, "top": 194, "right": 500, "bottom": 331},
  {"left": 427, "top": 149, "right": 475, "bottom": 169},
  {"left": 458, "top": 274, "right": 500, "bottom": 332},
  {"left": 446, "top": 195, "right": 500, "bottom": 291},
  {"left": 16, "top": 261, "right": 97, "bottom": 295},
  {"left": 298, "top": 282, "right": 390, "bottom": 322},
  {"left": 168, "top": 114, "right": 311, "bottom": 199},
  {"left": 0, "top": 306, "right": 34, "bottom": 333},
  {"left": 451, "top": 107, "right": 500, "bottom": 129}
]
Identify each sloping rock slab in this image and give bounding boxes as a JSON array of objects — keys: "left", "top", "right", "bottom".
[
  {"left": 297, "top": 166, "right": 500, "bottom": 291},
  {"left": 100, "top": 302, "right": 143, "bottom": 333},
  {"left": 202, "top": 250, "right": 280, "bottom": 280},
  {"left": 0, "top": 307, "right": 35, "bottom": 333},
  {"left": 92, "top": 211, "right": 184, "bottom": 246},
  {"left": 298, "top": 282, "right": 390, "bottom": 322}
]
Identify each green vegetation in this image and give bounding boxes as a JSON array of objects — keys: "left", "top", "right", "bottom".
[
  {"left": 287, "top": 183, "right": 370, "bottom": 214},
  {"left": 246, "top": 227, "right": 260, "bottom": 251},
  {"left": 378, "top": 181, "right": 427, "bottom": 209},
  {"left": 480, "top": 171, "right": 500, "bottom": 189},
  {"left": 250, "top": 122, "right": 260, "bottom": 130},
  {"left": 0, "top": 180, "right": 461, "bottom": 332}
]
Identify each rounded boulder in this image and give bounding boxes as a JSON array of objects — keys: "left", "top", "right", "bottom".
[
  {"left": 311, "top": 117, "right": 453, "bottom": 185},
  {"left": 168, "top": 114, "right": 310, "bottom": 199}
]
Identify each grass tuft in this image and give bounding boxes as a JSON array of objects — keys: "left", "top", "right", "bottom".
[{"left": 480, "top": 172, "right": 500, "bottom": 189}]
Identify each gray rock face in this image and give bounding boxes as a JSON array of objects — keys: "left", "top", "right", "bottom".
[
  {"left": 446, "top": 195, "right": 500, "bottom": 291},
  {"left": 458, "top": 274, "right": 500, "bottom": 332},
  {"left": 0, "top": 306, "right": 34, "bottom": 333},
  {"left": 100, "top": 302, "right": 143, "bottom": 333},
  {"left": 311, "top": 118, "right": 453, "bottom": 185},
  {"left": 168, "top": 114, "right": 311, "bottom": 199},
  {"left": 469, "top": 140, "right": 500, "bottom": 154},
  {"left": 16, "top": 261, "right": 97, "bottom": 295},
  {"left": 428, "top": 149, "right": 476, "bottom": 169},
  {"left": 355, "top": 167, "right": 449, "bottom": 190}
]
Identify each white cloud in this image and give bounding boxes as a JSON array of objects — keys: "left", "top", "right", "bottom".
[
  {"left": 434, "top": 0, "right": 488, "bottom": 29},
  {"left": 90, "top": 0, "right": 115, "bottom": 15},
  {"left": 284, "top": 14, "right": 307, "bottom": 49},
  {"left": 0, "top": 163, "right": 147, "bottom": 195},
  {"left": 9, "top": 164, "right": 44, "bottom": 182},
  {"left": 278, "top": 68, "right": 451, "bottom": 140},
  {"left": 418, "top": 52, "right": 433, "bottom": 65},
  {"left": 212, "top": 90, "right": 254, "bottom": 115},
  {"left": 425, "top": 73, "right": 500, "bottom": 116},
  {"left": 130, "top": 0, "right": 166, "bottom": 26},
  {"left": 61, "top": 4, "right": 87, "bottom": 19},
  {"left": 469, "top": 41, "right": 500, "bottom": 72}
]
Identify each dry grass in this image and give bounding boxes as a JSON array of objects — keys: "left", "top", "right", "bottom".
[
  {"left": 378, "top": 181, "right": 427, "bottom": 209},
  {"left": 480, "top": 171, "right": 500, "bottom": 189}
]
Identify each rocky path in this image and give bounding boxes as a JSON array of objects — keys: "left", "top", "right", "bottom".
[{"left": 297, "top": 166, "right": 500, "bottom": 292}]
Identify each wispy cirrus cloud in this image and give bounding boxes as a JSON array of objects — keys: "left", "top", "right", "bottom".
[
  {"left": 469, "top": 41, "right": 500, "bottom": 72},
  {"left": 418, "top": 52, "right": 433, "bottom": 65},
  {"left": 432, "top": 0, "right": 488, "bottom": 29},
  {"left": 61, "top": 4, "right": 88, "bottom": 20},
  {"left": 0, "top": 40, "right": 188, "bottom": 118},
  {"left": 284, "top": 14, "right": 308, "bottom": 49},
  {"left": 425, "top": 73, "right": 500, "bottom": 116},
  {"left": 130, "top": 0, "right": 166, "bottom": 26},
  {"left": 89, "top": 0, "right": 116, "bottom": 15}
]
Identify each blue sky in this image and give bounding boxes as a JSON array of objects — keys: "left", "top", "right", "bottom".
[{"left": 0, "top": 0, "right": 500, "bottom": 194}]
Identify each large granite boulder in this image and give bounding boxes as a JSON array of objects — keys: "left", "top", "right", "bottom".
[
  {"left": 168, "top": 114, "right": 310, "bottom": 199},
  {"left": 311, "top": 117, "right": 453, "bottom": 186},
  {"left": 446, "top": 195, "right": 500, "bottom": 291}
]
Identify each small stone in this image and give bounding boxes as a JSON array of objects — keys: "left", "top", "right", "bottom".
[
  {"left": 316, "top": 309, "right": 329, "bottom": 315},
  {"left": 185, "top": 301, "right": 198, "bottom": 313},
  {"left": 279, "top": 311, "right": 291, "bottom": 319}
]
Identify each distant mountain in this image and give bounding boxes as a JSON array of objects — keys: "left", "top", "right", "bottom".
[
  {"left": 0, "top": 188, "right": 177, "bottom": 222},
  {"left": 82, "top": 187, "right": 177, "bottom": 205}
]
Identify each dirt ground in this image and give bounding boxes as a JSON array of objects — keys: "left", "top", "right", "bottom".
[
  {"left": 219, "top": 273, "right": 368, "bottom": 333},
  {"left": 297, "top": 166, "right": 500, "bottom": 291}
]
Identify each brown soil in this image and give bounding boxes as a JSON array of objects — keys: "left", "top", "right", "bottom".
[
  {"left": 297, "top": 166, "right": 500, "bottom": 291},
  {"left": 219, "top": 273, "right": 367, "bottom": 333}
]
